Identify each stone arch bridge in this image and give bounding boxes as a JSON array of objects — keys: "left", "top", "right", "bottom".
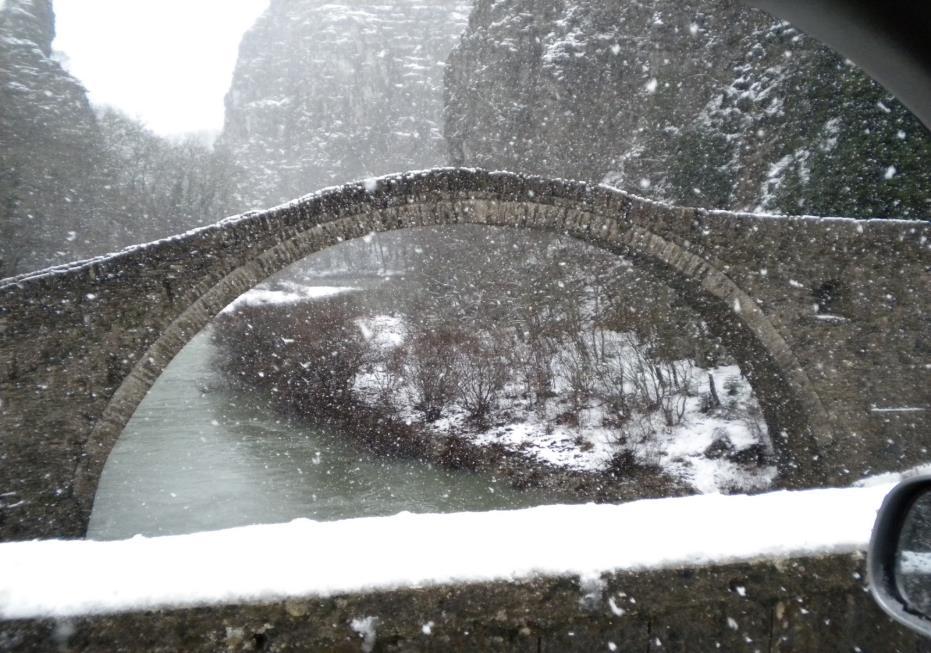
[{"left": 1, "top": 169, "right": 928, "bottom": 541}]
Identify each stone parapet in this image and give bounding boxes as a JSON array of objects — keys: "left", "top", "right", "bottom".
[{"left": 2, "top": 554, "right": 928, "bottom": 652}]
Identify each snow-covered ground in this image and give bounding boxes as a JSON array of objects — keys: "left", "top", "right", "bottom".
[
  {"left": 353, "top": 314, "right": 774, "bottom": 493},
  {"left": 0, "top": 484, "right": 893, "bottom": 619},
  {"left": 220, "top": 282, "right": 358, "bottom": 314},
  {"left": 356, "top": 314, "right": 406, "bottom": 350},
  {"left": 655, "top": 367, "right": 776, "bottom": 493}
]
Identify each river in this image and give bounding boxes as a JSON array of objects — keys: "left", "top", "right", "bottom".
[{"left": 87, "top": 327, "right": 563, "bottom": 540}]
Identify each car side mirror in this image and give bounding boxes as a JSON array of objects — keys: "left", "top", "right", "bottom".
[{"left": 869, "top": 475, "right": 931, "bottom": 637}]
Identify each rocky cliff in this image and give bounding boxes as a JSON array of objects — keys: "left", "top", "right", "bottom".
[
  {"left": 445, "top": 0, "right": 931, "bottom": 218},
  {"left": 0, "top": 0, "right": 240, "bottom": 278},
  {"left": 216, "top": 0, "right": 471, "bottom": 209},
  {"left": 0, "top": 0, "right": 105, "bottom": 276}
]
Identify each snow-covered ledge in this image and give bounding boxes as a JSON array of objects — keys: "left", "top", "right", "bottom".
[{"left": 0, "top": 485, "right": 893, "bottom": 620}]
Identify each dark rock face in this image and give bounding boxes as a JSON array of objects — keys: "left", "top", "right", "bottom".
[
  {"left": 0, "top": 0, "right": 54, "bottom": 55},
  {"left": 445, "top": 0, "right": 931, "bottom": 218},
  {"left": 0, "top": 0, "right": 105, "bottom": 277},
  {"left": 216, "top": 0, "right": 471, "bottom": 209},
  {"left": 704, "top": 435, "right": 736, "bottom": 460}
]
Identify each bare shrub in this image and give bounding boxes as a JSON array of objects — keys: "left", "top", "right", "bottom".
[
  {"left": 212, "top": 295, "right": 365, "bottom": 417},
  {"left": 366, "top": 346, "right": 405, "bottom": 408},
  {"left": 623, "top": 333, "right": 693, "bottom": 427},
  {"left": 557, "top": 336, "right": 597, "bottom": 418},
  {"left": 637, "top": 437, "right": 665, "bottom": 468},
  {"left": 657, "top": 363, "right": 692, "bottom": 426},
  {"left": 621, "top": 410, "right": 660, "bottom": 450},
  {"left": 591, "top": 337, "right": 629, "bottom": 425},
  {"left": 510, "top": 333, "right": 557, "bottom": 408},
  {"left": 438, "top": 435, "right": 482, "bottom": 470},
  {"left": 456, "top": 331, "right": 509, "bottom": 424},
  {"left": 606, "top": 446, "right": 664, "bottom": 476},
  {"left": 701, "top": 372, "right": 722, "bottom": 412},
  {"left": 723, "top": 375, "right": 742, "bottom": 396},
  {"left": 745, "top": 403, "right": 771, "bottom": 453},
  {"left": 405, "top": 326, "right": 461, "bottom": 422}
]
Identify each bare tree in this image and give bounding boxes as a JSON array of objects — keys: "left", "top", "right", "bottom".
[
  {"left": 212, "top": 295, "right": 366, "bottom": 417},
  {"left": 557, "top": 337, "right": 597, "bottom": 419},
  {"left": 456, "top": 331, "right": 509, "bottom": 424},
  {"left": 405, "top": 327, "right": 461, "bottom": 422},
  {"left": 623, "top": 333, "right": 693, "bottom": 427},
  {"left": 365, "top": 346, "right": 405, "bottom": 408},
  {"left": 591, "top": 336, "right": 630, "bottom": 425}
]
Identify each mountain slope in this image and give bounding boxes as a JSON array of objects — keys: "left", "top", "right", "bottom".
[
  {"left": 217, "top": 0, "right": 471, "bottom": 209},
  {"left": 0, "top": 0, "right": 105, "bottom": 275},
  {"left": 445, "top": 0, "right": 931, "bottom": 218}
]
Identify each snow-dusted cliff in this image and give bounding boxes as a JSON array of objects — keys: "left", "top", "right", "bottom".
[
  {"left": 0, "top": 0, "right": 102, "bottom": 276},
  {"left": 217, "top": 0, "right": 471, "bottom": 209},
  {"left": 445, "top": 0, "right": 931, "bottom": 219}
]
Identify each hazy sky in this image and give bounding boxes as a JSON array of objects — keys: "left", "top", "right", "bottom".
[{"left": 53, "top": 0, "right": 270, "bottom": 137}]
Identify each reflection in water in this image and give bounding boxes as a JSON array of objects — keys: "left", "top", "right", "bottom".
[{"left": 88, "top": 329, "right": 566, "bottom": 540}]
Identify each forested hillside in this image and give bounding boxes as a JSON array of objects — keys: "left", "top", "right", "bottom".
[{"left": 0, "top": 0, "right": 103, "bottom": 275}]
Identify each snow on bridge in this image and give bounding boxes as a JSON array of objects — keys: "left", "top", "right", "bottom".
[{"left": 0, "top": 484, "right": 894, "bottom": 619}]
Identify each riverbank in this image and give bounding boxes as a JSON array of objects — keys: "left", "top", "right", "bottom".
[
  {"left": 309, "top": 399, "right": 690, "bottom": 503},
  {"left": 210, "top": 282, "right": 774, "bottom": 501},
  {"left": 208, "top": 283, "right": 692, "bottom": 500}
]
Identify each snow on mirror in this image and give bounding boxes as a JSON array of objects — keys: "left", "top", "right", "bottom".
[
  {"left": 896, "top": 490, "right": 931, "bottom": 618},
  {"left": 88, "top": 226, "right": 775, "bottom": 540}
]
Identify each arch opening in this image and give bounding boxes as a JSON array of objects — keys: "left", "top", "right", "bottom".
[{"left": 87, "top": 217, "right": 825, "bottom": 538}]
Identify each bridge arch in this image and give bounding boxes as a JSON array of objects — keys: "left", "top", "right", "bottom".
[
  {"left": 74, "top": 171, "right": 830, "bottom": 510},
  {"left": 15, "top": 168, "right": 918, "bottom": 540}
]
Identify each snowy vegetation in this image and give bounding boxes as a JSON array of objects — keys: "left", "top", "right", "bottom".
[
  {"left": 213, "top": 227, "right": 774, "bottom": 496},
  {"left": 0, "top": 0, "right": 468, "bottom": 276},
  {"left": 351, "top": 312, "right": 774, "bottom": 494},
  {"left": 0, "top": 12, "right": 237, "bottom": 276}
]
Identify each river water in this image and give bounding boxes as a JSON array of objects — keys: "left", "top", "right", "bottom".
[{"left": 88, "top": 328, "right": 561, "bottom": 540}]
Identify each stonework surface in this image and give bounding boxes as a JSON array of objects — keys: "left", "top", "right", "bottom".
[
  {"left": 1, "top": 555, "right": 929, "bottom": 652},
  {"left": 1, "top": 169, "right": 928, "bottom": 540}
]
